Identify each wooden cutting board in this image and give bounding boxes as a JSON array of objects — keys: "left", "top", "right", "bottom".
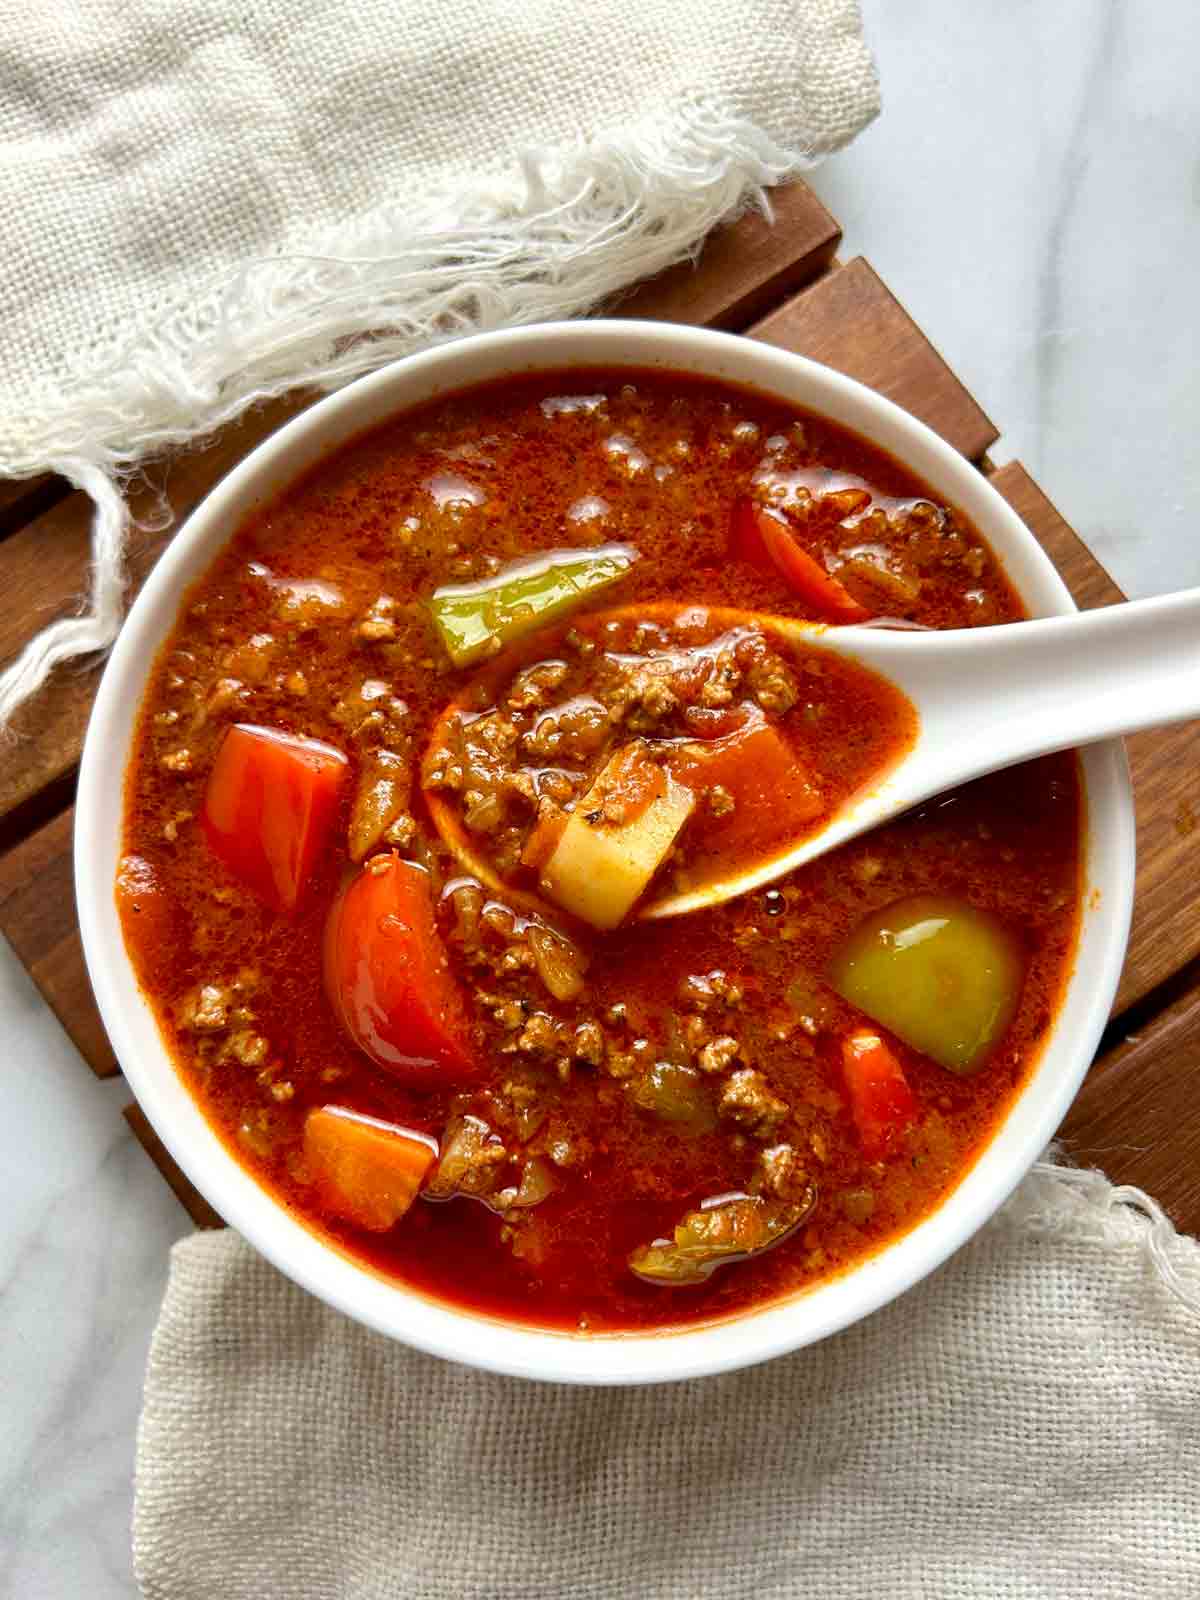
[{"left": 3, "top": 180, "right": 1198, "bottom": 1232}]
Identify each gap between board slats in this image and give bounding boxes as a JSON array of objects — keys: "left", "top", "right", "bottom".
[{"left": 0, "top": 474, "right": 71, "bottom": 539}]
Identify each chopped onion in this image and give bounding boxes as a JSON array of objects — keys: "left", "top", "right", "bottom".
[
  {"left": 511, "top": 1157, "right": 557, "bottom": 1209},
  {"left": 528, "top": 922, "right": 586, "bottom": 1002}
]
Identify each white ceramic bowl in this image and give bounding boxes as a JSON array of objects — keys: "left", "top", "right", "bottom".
[{"left": 75, "top": 321, "right": 1135, "bottom": 1384}]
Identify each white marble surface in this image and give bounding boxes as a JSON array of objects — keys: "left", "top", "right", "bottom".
[{"left": 2, "top": 4, "right": 1197, "bottom": 1595}]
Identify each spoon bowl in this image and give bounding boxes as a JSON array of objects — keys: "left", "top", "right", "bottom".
[{"left": 426, "top": 587, "right": 1200, "bottom": 922}]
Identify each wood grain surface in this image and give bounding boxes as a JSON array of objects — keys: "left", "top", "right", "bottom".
[
  {"left": 986, "top": 463, "right": 1200, "bottom": 1017},
  {"left": 1, "top": 177, "right": 1197, "bottom": 1237},
  {"left": 749, "top": 258, "right": 999, "bottom": 463},
  {"left": 0, "top": 475, "right": 42, "bottom": 512},
  {"left": 122, "top": 1105, "right": 223, "bottom": 1230},
  {"left": 1062, "top": 976, "right": 1200, "bottom": 1231},
  {"left": 0, "top": 807, "right": 117, "bottom": 1076},
  {"left": 0, "top": 473, "right": 69, "bottom": 536},
  {"left": 617, "top": 183, "right": 840, "bottom": 329}
]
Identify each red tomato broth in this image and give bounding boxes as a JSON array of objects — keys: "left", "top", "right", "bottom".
[{"left": 118, "top": 366, "right": 1083, "bottom": 1333}]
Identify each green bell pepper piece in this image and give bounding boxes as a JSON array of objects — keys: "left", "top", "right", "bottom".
[
  {"left": 829, "top": 893, "right": 1025, "bottom": 1074},
  {"left": 426, "top": 543, "right": 638, "bottom": 668}
]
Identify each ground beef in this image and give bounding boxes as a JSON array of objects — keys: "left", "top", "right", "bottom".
[
  {"left": 718, "top": 1069, "right": 788, "bottom": 1137},
  {"left": 696, "top": 1034, "right": 740, "bottom": 1075}
]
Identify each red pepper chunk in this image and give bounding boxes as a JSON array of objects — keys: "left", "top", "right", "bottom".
[
  {"left": 728, "top": 499, "right": 872, "bottom": 624},
  {"left": 324, "top": 853, "right": 476, "bottom": 1087},
  {"left": 202, "top": 724, "right": 348, "bottom": 914},
  {"left": 841, "top": 1026, "right": 918, "bottom": 1161}
]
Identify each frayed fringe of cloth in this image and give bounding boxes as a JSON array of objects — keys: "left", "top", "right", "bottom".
[
  {"left": 1017, "top": 1156, "right": 1200, "bottom": 1317},
  {"left": 0, "top": 99, "right": 812, "bottom": 728}
]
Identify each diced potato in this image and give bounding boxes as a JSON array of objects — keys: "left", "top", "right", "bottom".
[
  {"left": 829, "top": 893, "right": 1025, "bottom": 1075},
  {"left": 539, "top": 746, "right": 696, "bottom": 929},
  {"left": 304, "top": 1106, "right": 437, "bottom": 1232}
]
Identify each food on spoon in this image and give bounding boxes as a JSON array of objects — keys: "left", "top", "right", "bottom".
[
  {"left": 665, "top": 702, "right": 824, "bottom": 852},
  {"left": 829, "top": 893, "right": 1025, "bottom": 1074},
  {"left": 422, "top": 615, "right": 914, "bottom": 921},
  {"left": 117, "top": 365, "right": 1081, "bottom": 1334}
]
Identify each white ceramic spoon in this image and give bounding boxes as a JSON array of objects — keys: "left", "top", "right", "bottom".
[
  {"left": 644, "top": 586, "right": 1200, "bottom": 918},
  {"left": 427, "top": 589, "right": 1199, "bottom": 922}
]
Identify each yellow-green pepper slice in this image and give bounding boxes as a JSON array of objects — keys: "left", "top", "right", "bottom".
[
  {"left": 829, "top": 892, "right": 1024, "bottom": 1075},
  {"left": 427, "top": 543, "right": 638, "bottom": 668}
]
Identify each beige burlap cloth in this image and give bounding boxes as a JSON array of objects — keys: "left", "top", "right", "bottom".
[
  {"left": 0, "top": 0, "right": 877, "bottom": 722},
  {"left": 135, "top": 1163, "right": 1200, "bottom": 1599}
]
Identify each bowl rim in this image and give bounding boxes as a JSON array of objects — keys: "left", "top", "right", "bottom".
[{"left": 75, "top": 319, "right": 1136, "bottom": 1384}]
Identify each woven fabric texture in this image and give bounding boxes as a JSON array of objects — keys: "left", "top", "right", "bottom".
[
  {"left": 0, "top": 0, "right": 873, "bottom": 427},
  {"left": 134, "top": 1164, "right": 1200, "bottom": 1599},
  {"left": 0, "top": 0, "right": 878, "bottom": 724}
]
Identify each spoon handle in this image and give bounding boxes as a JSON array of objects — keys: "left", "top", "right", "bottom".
[{"left": 854, "top": 586, "right": 1200, "bottom": 801}]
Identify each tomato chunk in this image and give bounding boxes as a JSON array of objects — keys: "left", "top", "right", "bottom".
[
  {"left": 841, "top": 1027, "right": 918, "bottom": 1161},
  {"left": 324, "top": 852, "right": 476, "bottom": 1086},
  {"left": 728, "top": 499, "right": 871, "bottom": 624},
  {"left": 304, "top": 1106, "right": 437, "bottom": 1232},
  {"left": 202, "top": 724, "right": 348, "bottom": 913}
]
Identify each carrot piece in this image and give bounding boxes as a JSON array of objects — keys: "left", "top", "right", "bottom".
[
  {"left": 304, "top": 1106, "right": 437, "bottom": 1233},
  {"left": 727, "top": 499, "right": 872, "bottom": 624},
  {"left": 841, "top": 1027, "right": 918, "bottom": 1161},
  {"left": 668, "top": 706, "right": 823, "bottom": 842},
  {"left": 520, "top": 803, "right": 570, "bottom": 870}
]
